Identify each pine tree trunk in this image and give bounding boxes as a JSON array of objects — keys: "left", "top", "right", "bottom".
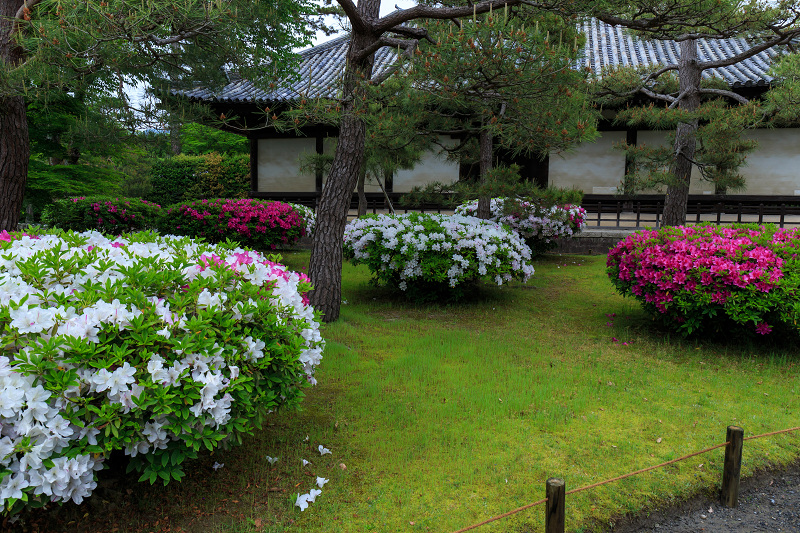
[
  {"left": 476, "top": 128, "right": 493, "bottom": 219},
  {"left": 1, "top": 0, "right": 28, "bottom": 232},
  {"left": 170, "top": 124, "right": 182, "bottom": 155},
  {"left": 662, "top": 39, "right": 701, "bottom": 227},
  {"left": 357, "top": 165, "right": 368, "bottom": 217},
  {"left": 308, "top": 0, "right": 380, "bottom": 323},
  {"left": 0, "top": 97, "right": 28, "bottom": 232}
]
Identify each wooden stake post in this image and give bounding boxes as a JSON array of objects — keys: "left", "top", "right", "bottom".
[
  {"left": 545, "top": 478, "right": 565, "bottom": 533},
  {"left": 721, "top": 426, "right": 744, "bottom": 508}
]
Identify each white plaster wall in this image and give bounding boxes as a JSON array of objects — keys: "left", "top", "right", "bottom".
[
  {"left": 635, "top": 131, "right": 714, "bottom": 195},
  {"left": 257, "top": 138, "right": 317, "bottom": 192},
  {"left": 318, "top": 137, "right": 385, "bottom": 192},
  {"left": 393, "top": 139, "right": 460, "bottom": 193},
  {"left": 738, "top": 129, "right": 800, "bottom": 195},
  {"left": 548, "top": 131, "right": 627, "bottom": 193}
]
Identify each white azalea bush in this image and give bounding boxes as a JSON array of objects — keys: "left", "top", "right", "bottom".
[
  {"left": 0, "top": 230, "right": 323, "bottom": 517},
  {"left": 343, "top": 212, "right": 534, "bottom": 301},
  {"left": 455, "top": 198, "right": 587, "bottom": 256},
  {"left": 288, "top": 203, "right": 316, "bottom": 237}
]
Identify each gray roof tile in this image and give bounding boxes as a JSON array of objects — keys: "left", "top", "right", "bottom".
[
  {"left": 181, "top": 19, "right": 778, "bottom": 103},
  {"left": 577, "top": 19, "right": 776, "bottom": 88}
]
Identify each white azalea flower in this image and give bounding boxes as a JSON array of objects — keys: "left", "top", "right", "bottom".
[{"left": 318, "top": 445, "right": 331, "bottom": 456}]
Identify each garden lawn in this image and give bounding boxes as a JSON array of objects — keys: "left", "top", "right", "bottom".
[{"left": 40, "top": 252, "right": 800, "bottom": 533}]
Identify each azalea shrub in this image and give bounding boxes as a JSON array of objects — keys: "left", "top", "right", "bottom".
[
  {"left": 0, "top": 230, "right": 323, "bottom": 517},
  {"left": 607, "top": 224, "right": 800, "bottom": 337},
  {"left": 156, "top": 199, "right": 308, "bottom": 250},
  {"left": 41, "top": 196, "right": 162, "bottom": 233},
  {"left": 343, "top": 212, "right": 534, "bottom": 301},
  {"left": 289, "top": 203, "right": 316, "bottom": 237},
  {"left": 455, "top": 198, "right": 587, "bottom": 256}
]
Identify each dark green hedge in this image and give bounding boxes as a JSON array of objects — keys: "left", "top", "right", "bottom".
[{"left": 148, "top": 153, "right": 249, "bottom": 206}]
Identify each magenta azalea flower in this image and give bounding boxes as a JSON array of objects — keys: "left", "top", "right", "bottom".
[{"left": 755, "top": 322, "right": 773, "bottom": 335}]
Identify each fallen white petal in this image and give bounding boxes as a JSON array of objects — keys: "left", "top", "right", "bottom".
[
  {"left": 316, "top": 477, "right": 329, "bottom": 488},
  {"left": 295, "top": 493, "right": 310, "bottom": 511},
  {"left": 318, "top": 445, "right": 331, "bottom": 455}
]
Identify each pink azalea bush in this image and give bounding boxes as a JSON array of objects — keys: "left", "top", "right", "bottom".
[
  {"left": 607, "top": 224, "right": 800, "bottom": 337},
  {"left": 41, "top": 196, "right": 162, "bottom": 233},
  {"left": 156, "top": 199, "right": 308, "bottom": 250}
]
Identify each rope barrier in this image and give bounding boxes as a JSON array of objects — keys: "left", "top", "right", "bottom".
[
  {"left": 565, "top": 442, "right": 728, "bottom": 496},
  {"left": 449, "top": 498, "right": 548, "bottom": 533},
  {"left": 448, "top": 425, "right": 800, "bottom": 533},
  {"left": 744, "top": 426, "right": 800, "bottom": 441}
]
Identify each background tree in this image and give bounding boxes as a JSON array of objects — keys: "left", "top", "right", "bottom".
[
  {"left": 0, "top": 0, "right": 321, "bottom": 231},
  {"left": 393, "top": 10, "right": 596, "bottom": 218},
  {"left": 593, "top": 69, "right": 760, "bottom": 196},
  {"left": 581, "top": 0, "right": 800, "bottom": 225}
]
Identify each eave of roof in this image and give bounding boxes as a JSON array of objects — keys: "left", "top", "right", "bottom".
[{"left": 178, "top": 19, "right": 779, "bottom": 104}]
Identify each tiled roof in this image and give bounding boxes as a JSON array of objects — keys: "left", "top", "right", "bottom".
[
  {"left": 580, "top": 19, "right": 779, "bottom": 87},
  {"left": 180, "top": 19, "right": 780, "bottom": 104}
]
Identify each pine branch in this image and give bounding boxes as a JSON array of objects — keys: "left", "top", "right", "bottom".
[
  {"left": 374, "top": 0, "right": 529, "bottom": 33},
  {"left": 9, "top": 0, "right": 45, "bottom": 40},
  {"left": 336, "top": 0, "right": 369, "bottom": 34},
  {"left": 698, "top": 87, "right": 749, "bottom": 105}
]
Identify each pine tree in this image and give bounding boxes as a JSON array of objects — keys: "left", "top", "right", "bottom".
[
  {"left": 582, "top": 0, "right": 800, "bottom": 225},
  {"left": 307, "top": 0, "right": 584, "bottom": 322},
  {"left": 392, "top": 10, "right": 596, "bottom": 218}
]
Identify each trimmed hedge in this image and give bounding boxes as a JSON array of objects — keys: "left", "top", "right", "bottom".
[
  {"left": 148, "top": 153, "right": 249, "bottom": 207},
  {"left": 41, "top": 196, "right": 162, "bottom": 233}
]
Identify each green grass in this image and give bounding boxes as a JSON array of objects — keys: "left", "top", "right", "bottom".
[{"left": 39, "top": 253, "right": 800, "bottom": 533}]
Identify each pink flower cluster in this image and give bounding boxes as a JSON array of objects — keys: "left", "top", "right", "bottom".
[
  {"left": 0, "top": 231, "right": 39, "bottom": 242},
  {"left": 197, "top": 251, "right": 312, "bottom": 305},
  {"left": 565, "top": 204, "right": 588, "bottom": 228},
  {"left": 607, "top": 225, "right": 800, "bottom": 336},
  {"left": 169, "top": 199, "right": 306, "bottom": 249},
  {"left": 90, "top": 200, "right": 143, "bottom": 224}
]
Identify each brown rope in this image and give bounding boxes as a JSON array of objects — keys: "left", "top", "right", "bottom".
[
  {"left": 449, "top": 425, "right": 800, "bottom": 533},
  {"left": 564, "top": 442, "right": 729, "bottom": 496},
  {"left": 744, "top": 426, "right": 800, "bottom": 441},
  {"left": 449, "top": 497, "right": 548, "bottom": 533}
]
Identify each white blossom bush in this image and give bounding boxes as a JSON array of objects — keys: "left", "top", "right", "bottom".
[
  {"left": 455, "top": 198, "right": 588, "bottom": 256},
  {"left": 288, "top": 203, "right": 316, "bottom": 237},
  {"left": 343, "top": 212, "right": 534, "bottom": 301},
  {"left": 0, "top": 230, "right": 323, "bottom": 517}
]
